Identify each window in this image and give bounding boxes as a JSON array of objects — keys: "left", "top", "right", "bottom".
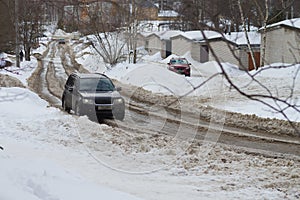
[
  {"left": 66, "top": 76, "right": 75, "bottom": 87},
  {"left": 79, "top": 78, "right": 114, "bottom": 92}
]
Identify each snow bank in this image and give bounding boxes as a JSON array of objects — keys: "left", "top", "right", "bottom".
[
  {"left": 0, "top": 87, "right": 141, "bottom": 200},
  {"left": 106, "top": 63, "right": 194, "bottom": 96},
  {"left": 0, "top": 140, "right": 141, "bottom": 200}
]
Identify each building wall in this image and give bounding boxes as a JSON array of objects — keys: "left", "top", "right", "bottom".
[
  {"left": 146, "top": 35, "right": 162, "bottom": 55},
  {"left": 160, "top": 40, "right": 167, "bottom": 58},
  {"left": 191, "top": 43, "right": 201, "bottom": 62},
  {"left": 263, "top": 27, "right": 300, "bottom": 64},
  {"left": 208, "top": 40, "right": 242, "bottom": 67},
  {"left": 136, "top": 34, "right": 146, "bottom": 48},
  {"left": 239, "top": 49, "right": 249, "bottom": 70},
  {"left": 171, "top": 36, "right": 193, "bottom": 56}
]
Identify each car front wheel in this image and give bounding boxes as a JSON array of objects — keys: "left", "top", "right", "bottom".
[{"left": 114, "top": 110, "right": 125, "bottom": 121}]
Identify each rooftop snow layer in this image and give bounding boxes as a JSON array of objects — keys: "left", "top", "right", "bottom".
[
  {"left": 141, "top": 30, "right": 183, "bottom": 40},
  {"left": 264, "top": 18, "right": 300, "bottom": 30},
  {"left": 225, "top": 32, "right": 261, "bottom": 45},
  {"left": 174, "top": 31, "right": 222, "bottom": 41},
  {"left": 158, "top": 10, "right": 179, "bottom": 17}
]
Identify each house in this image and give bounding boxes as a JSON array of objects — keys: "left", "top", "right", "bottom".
[
  {"left": 136, "top": 0, "right": 159, "bottom": 20},
  {"left": 138, "top": 30, "right": 182, "bottom": 57},
  {"left": 170, "top": 31, "right": 261, "bottom": 71},
  {"left": 159, "top": 30, "right": 182, "bottom": 58},
  {"left": 259, "top": 18, "right": 300, "bottom": 65},
  {"left": 141, "top": 29, "right": 261, "bottom": 70},
  {"left": 206, "top": 32, "right": 261, "bottom": 70},
  {"left": 142, "top": 32, "right": 162, "bottom": 55},
  {"left": 170, "top": 31, "right": 221, "bottom": 61}
]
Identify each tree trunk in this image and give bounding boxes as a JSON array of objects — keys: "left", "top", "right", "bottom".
[
  {"left": 25, "top": 47, "right": 31, "bottom": 61},
  {"left": 261, "top": 0, "right": 269, "bottom": 67}
]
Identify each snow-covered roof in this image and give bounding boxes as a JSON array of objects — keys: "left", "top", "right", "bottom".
[
  {"left": 264, "top": 18, "right": 300, "bottom": 30},
  {"left": 0, "top": 52, "right": 7, "bottom": 59},
  {"left": 140, "top": 31, "right": 162, "bottom": 38},
  {"left": 140, "top": 30, "right": 183, "bottom": 40},
  {"left": 225, "top": 32, "right": 261, "bottom": 45},
  {"left": 158, "top": 10, "right": 179, "bottom": 17},
  {"left": 172, "top": 31, "right": 222, "bottom": 41},
  {"left": 141, "top": 29, "right": 260, "bottom": 46},
  {"left": 159, "top": 30, "right": 182, "bottom": 40},
  {"left": 171, "top": 30, "right": 260, "bottom": 46}
]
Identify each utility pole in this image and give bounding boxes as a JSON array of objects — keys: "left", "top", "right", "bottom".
[{"left": 15, "top": 0, "right": 20, "bottom": 67}]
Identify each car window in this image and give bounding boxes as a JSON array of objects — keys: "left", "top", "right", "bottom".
[
  {"left": 66, "top": 76, "right": 75, "bottom": 87},
  {"left": 79, "top": 78, "right": 115, "bottom": 92},
  {"left": 170, "top": 59, "right": 188, "bottom": 64}
]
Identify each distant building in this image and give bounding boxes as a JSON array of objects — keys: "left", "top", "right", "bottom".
[
  {"left": 138, "top": 30, "right": 182, "bottom": 57},
  {"left": 170, "top": 31, "right": 261, "bottom": 71},
  {"left": 259, "top": 18, "right": 300, "bottom": 65},
  {"left": 136, "top": 0, "right": 159, "bottom": 20},
  {"left": 206, "top": 32, "right": 261, "bottom": 71}
]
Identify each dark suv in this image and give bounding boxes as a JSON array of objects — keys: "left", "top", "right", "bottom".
[{"left": 62, "top": 73, "right": 125, "bottom": 120}]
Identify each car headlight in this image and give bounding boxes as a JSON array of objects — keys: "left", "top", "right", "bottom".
[
  {"left": 82, "top": 98, "right": 94, "bottom": 104},
  {"left": 114, "top": 98, "right": 124, "bottom": 105}
]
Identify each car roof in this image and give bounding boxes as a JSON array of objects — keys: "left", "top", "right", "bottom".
[
  {"left": 171, "top": 57, "right": 187, "bottom": 60},
  {"left": 72, "top": 72, "right": 109, "bottom": 79}
]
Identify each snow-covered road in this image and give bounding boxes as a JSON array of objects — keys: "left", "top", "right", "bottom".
[{"left": 28, "top": 36, "right": 300, "bottom": 158}]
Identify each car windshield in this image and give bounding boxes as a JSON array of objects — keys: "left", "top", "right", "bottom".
[
  {"left": 79, "top": 78, "right": 115, "bottom": 92},
  {"left": 170, "top": 59, "right": 188, "bottom": 65}
]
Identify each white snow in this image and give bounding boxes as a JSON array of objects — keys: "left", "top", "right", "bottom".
[
  {"left": 174, "top": 30, "right": 222, "bottom": 41},
  {"left": 158, "top": 10, "right": 179, "bottom": 17},
  {"left": 225, "top": 32, "right": 261, "bottom": 45},
  {"left": 0, "top": 88, "right": 142, "bottom": 200},
  {"left": 140, "top": 30, "right": 183, "bottom": 40}
]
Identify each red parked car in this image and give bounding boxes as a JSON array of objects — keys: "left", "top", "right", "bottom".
[{"left": 167, "top": 58, "right": 191, "bottom": 76}]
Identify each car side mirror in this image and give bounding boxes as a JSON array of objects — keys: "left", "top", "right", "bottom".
[{"left": 116, "top": 87, "right": 122, "bottom": 91}]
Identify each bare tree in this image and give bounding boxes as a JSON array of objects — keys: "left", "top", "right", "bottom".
[
  {"left": 80, "top": 0, "right": 150, "bottom": 67},
  {"left": 84, "top": 0, "right": 129, "bottom": 68},
  {"left": 18, "top": 0, "right": 44, "bottom": 61}
]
